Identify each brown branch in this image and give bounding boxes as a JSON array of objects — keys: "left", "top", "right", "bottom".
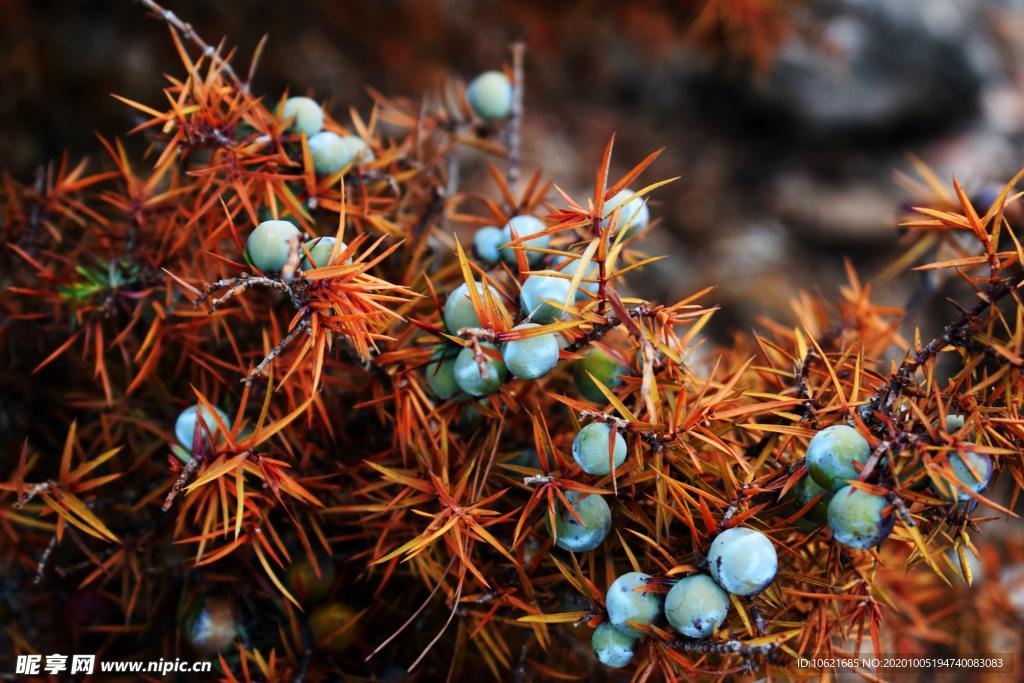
[
  {"left": 863, "top": 270, "right": 1024, "bottom": 422},
  {"left": 244, "top": 316, "right": 312, "bottom": 385},
  {"left": 133, "top": 0, "right": 249, "bottom": 94},
  {"left": 565, "top": 305, "right": 653, "bottom": 352},
  {"left": 194, "top": 274, "right": 299, "bottom": 310},
  {"left": 507, "top": 42, "right": 526, "bottom": 190}
]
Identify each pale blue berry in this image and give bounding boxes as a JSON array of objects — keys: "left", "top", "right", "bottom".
[
  {"left": 520, "top": 274, "right": 571, "bottom": 323},
  {"left": 805, "top": 424, "right": 870, "bottom": 492},
  {"left": 572, "top": 422, "right": 627, "bottom": 476},
  {"left": 604, "top": 189, "right": 650, "bottom": 237},
  {"left": 443, "top": 281, "right": 487, "bottom": 334},
  {"left": 551, "top": 491, "right": 612, "bottom": 552},
  {"left": 936, "top": 451, "right": 993, "bottom": 501},
  {"left": 308, "top": 132, "right": 373, "bottom": 175},
  {"left": 827, "top": 485, "right": 894, "bottom": 549},
  {"left": 502, "top": 323, "right": 560, "bottom": 379},
  {"left": 467, "top": 70, "right": 512, "bottom": 120},
  {"left": 247, "top": 220, "right": 300, "bottom": 273},
  {"left": 279, "top": 96, "right": 323, "bottom": 137},
  {"left": 605, "top": 572, "right": 662, "bottom": 638},
  {"left": 664, "top": 574, "right": 730, "bottom": 638},
  {"left": 300, "top": 236, "right": 348, "bottom": 271},
  {"left": 452, "top": 342, "right": 507, "bottom": 396},
  {"left": 175, "top": 404, "right": 230, "bottom": 450},
  {"left": 707, "top": 527, "right": 777, "bottom": 596},
  {"left": 591, "top": 622, "right": 636, "bottom": 668},
  {"left": 473, "top": 226, "right": 504, "bottom": 265},
  {"left": 552, "top": 254, "right": 599, "bottom": 300},
  {"left": 501, "top": 215, "right": 549, "bottom": 266}
]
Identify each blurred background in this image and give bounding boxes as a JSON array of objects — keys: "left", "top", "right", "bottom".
[
  {"left": 5, "top": 0, "right": 1024, "bottom": 335},
  {"left": 5, "top": 0, "right": 1024, "bottom": 672}
]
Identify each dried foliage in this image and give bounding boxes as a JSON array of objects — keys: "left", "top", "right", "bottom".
[{"left": 1, "top": 4, "right": 1023, "bottom": 681}]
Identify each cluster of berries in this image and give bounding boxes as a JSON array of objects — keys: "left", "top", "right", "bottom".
[
  {"left": 593, "top": 527, "right": 778, "bottom": 668},
  {"left": 796, "top": 418, "right": 992, "bottom": 549}
]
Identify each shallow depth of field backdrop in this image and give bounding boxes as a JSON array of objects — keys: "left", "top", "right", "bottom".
[{"left": 5, "top": 0, "right": 1024, "bottom": 681}]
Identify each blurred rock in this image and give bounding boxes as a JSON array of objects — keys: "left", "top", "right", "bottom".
[
  {"left": 754, "top": 0, "right": 989, "bottom": 135},
  {"left": 775, "top": 173, "right": 901, "bottom": 242}
]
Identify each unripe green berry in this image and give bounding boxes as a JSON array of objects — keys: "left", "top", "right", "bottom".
[
  {"left": 805, "top": 424, "right": 870, "bottom": 492},
  {"left": 502, "top": 323, "right": 560, "bottom": 379},
  {"left": 247, "top": 220, "right": 300, "bottom": 273},
  {"left": 793, "top": 474, "right": 832, "bottom": 525},
  {"left": 309, "top": 602, "right": 358, "bottom": 652},
  {"left": 572, "top": 422, "right": 627, "bottom": 476},
  {"left": 935, "top": 451, "right": 993, "bottom": 501},
  {"left": 501, "top": 215, "right": 549, "bottom": 266},
  {"left": 520, "top": 274, "right": 571, "bottom": 323},
  {"left": 300, "top": 236, "right": 348, "bottom": 271},
  {"left": 453, "top": 342, "right": 507, "bottom": 396},
  {"left": 664, "top": 574, "right": 730, "bottom": 638},
  {"left": 308, "top": 132, "right": 373, "bottom": 175},
  {"left": 473, "top": 226, "right": 505, "bottom": 265},
  {"left": 550, "top": 490, "right": 612, "bottom": 552},
  {"left": 443, "top": 281, "right": 487, "bottom": 334},
  {"left": 186, "top": 597, "right": 238, "bottom": 654},
  {"left": 574, "top": 348, "right": 626, "bottom": 403},
  {"left": 552, "top": 254, "right": 599, "bottom": 299},
  {"left": 425, "top": 346, "right": 460, "bottom": 400},
  {"left": 605, "top": 572, "right": 663, "bottom": 638},
  {"left": 591, "top": 622, "right": 636, "bottom": 668},
  {"left": 286, "top": 556, "right": 336, "bottom": 605},
  {"left": 604, "top": 189, "right": 650, "bottom": 237},
  {"left": 279, "top": 96, "right": 323, "bottom": 137},
  {"left": 827, "top": 485, "right": 894, "bottom": 549},
  {"left": 467, "top": 70, "right": 512, "bottom": 120},
  {"left": 175, "top": 404, "right": 229, "bottom": 450},
  {"left": 707, "top": 527, "right": 778, "bottom": 596}
]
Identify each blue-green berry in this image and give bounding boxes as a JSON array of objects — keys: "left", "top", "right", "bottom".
[
  {"left": 707, "top": 527, "right": 777, "bottom": 596},
  {"left": 605, "top": 572, "right": 663, "bottom": 638},
  {"left": 247, "top": 220, "right": 300, "bottom": 273},
  {"left": 827, "top": 485, "right": 894, "bottom": 549},
  {"left": 574, "top": 348, "right": 626, "bottom": 403},
  {"left": 552, "top": 254, "right": 599, "bottom": 300},
  {"left": 279, "top": 96, "right": 323, "bottom": 137},
  {"left": 308, "top": 132, "right": 372, "bottom": 175},
  {"left": 664, "top": 574, "right": 730, "bottom": 638},
  {"left": 467, "top": 70, "right": 512, "bottom": 120},
  {"left": 805, "top": 424, "right": 870, "bottom": 492},
  {"left": 443, "top": 281, "right": 489, "bottom": 334},
  {"left": 551, "top": 491, "right": 612, "bottom": 552},
  {"left": 945, "top": 414, "right": 966, "bottom": 431},
  {"left": 591, "top": 622, "right": 636, "bottom": 669},
  {"left": 502, "top": 323, "right": 560, "bottom": 379},
  {"left": 300, "top": 236, "right": 348, "bottom": 271},
  {"left": 452, "top": 342, "right": 507, "bottom": 396},
  {"left": 501, "top": 215, "right": 549, "bottom": 266},
  {"left": 936, "top": 451, "right": 993, "bottom": 502},
  {"left": 520, "top": 274, "right": 571, "bottom": 323},
  {"left": 425, "top": 347, "right": 460, "bottom": 400},
  {"left": 175, "top": 404, "right": 229, "bottom": 450},
  {"left": 793, "top": 474, "right": 832, "bottom": 525},
  {"left": 572, "top": 422, "right": 627, "bottom": 476},
  {"left": 604, "top": 189, "right": 650, "bottom": 237},
  {"left": 473, "top": 226, "right": 505, "bottom": 265}
]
